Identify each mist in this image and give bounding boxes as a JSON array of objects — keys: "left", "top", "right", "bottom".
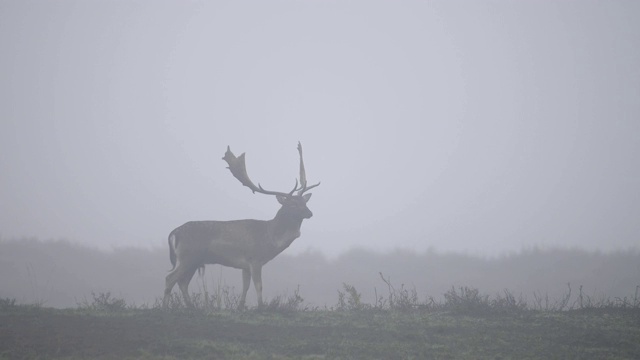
[
  {"left": 2, "top": 239, "right": 638, "bottom": 309},
  {"left": 1, "top": 2, "right": 639, "bottom": 256}
]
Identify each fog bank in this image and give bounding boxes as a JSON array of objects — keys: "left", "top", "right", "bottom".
[{"left": 1, "top": 239, "right": 637, "bottom": 308}]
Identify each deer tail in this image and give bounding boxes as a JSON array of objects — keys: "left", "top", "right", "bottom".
[{"left": 168, "top": 230, "right": 178, "bottom": 271}]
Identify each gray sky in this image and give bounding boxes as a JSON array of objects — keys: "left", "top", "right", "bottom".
[{"left": 1, "top": 1, "right": 639, "bottom": 257}]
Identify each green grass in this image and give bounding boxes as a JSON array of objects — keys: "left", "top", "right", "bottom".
[{"left": 1, "top": 287, "right": 640, "bottom": 360}]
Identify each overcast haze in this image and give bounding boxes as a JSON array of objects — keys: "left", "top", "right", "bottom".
[{"left": 1, "top": 1, "right": 639, "bottom": 257}]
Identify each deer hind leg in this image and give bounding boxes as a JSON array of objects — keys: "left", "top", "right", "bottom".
[
  {"left": 163, "top": 266, "right": 181, "bottom": 308},
  {"left": 164, "top": 263, "right": 197, "bottom": 308},
  {"left": 251, "top": 264, "right": 264, "bottom": 308},
  {"left": 177, "top": 266, "right": 198, "bottom": 308},
  {"left": 239, "top": 268, "right": 251, "bottom": 310}
]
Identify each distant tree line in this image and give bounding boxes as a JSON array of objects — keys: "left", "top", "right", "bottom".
[{"left": 0, "top": 238, "right": 638, "bottom": 308}]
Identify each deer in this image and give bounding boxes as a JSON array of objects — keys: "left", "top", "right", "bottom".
[{"left": 163, "top": 142, "right": 320, "bottom": 309}]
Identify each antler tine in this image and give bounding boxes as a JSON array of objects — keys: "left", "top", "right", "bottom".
[
  {"left": 298, "top": 181, "right": 321, "bottom": 195},
  {"left": 288, "top": 179, "right": 299, "bottom": 196},
  {"left": 296, "top": 141, "right": 321, "bottom": 195},
  {"left": 297, "top": 142, "right": 307, "bottom": 190},
  {"left": 223, "top": 146, "right": 292, "bottom": 197}
]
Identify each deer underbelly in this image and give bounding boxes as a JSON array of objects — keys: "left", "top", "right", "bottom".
[
  {"left": 204, "top": 239, "right": 264, "bottom": 268},
  {"left": 215, "top": 258, "right": 249, "bottom": 269},
  {"left": 207, "top": 251, "right": 252, "bottom": 268},
  {"left": 201, "top": 231, "right": 301, "bottom": 268}
]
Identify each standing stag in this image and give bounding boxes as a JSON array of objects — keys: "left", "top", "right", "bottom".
[{"left": 163, "top": 142, "right": 320, "bottom": 308}]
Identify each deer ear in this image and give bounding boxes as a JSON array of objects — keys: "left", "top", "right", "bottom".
[
  {"left": 302, "top": 193, "right": 312, "bottom": 203},
  {"left": 276, "top": 195, "right": 287, "bottom": 204}
]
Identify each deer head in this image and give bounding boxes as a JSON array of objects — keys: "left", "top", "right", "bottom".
[{"left": 222, "top": 142, "right": 320, "bottom": 218}]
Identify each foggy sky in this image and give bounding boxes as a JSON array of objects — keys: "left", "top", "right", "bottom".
[{"left": 1, "top": 1, "right": 639, "bottom": 256}]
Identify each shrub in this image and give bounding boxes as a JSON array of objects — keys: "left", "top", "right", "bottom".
[
  {"left": 376, "top": 272, "right": 422, "bottom": 311},
  {"left": 0, "top": 297, "right": 17, "bottom": 310},
  {"left": 337, "top": 283, "right": 367, "bottom": 311},
  {"left": 77, "top": 291, "right": 128, "bottom": 312},
  {"left": 263, "top": 286, "right": 307, "bottom": 312}
]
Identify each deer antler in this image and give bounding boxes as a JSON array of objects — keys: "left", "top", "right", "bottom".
[
  {"left": 222, "top": 146, "right": 298, "bottom": 197},
  {"left": 296, "top": 141, "right": 320, "bottom": 195}
]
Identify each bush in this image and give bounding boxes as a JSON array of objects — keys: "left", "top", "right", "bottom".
[
  {"left": 376, "top": 272, "right": 422, "bottom": 311},
  {"left": 263, "top": 286, "right": 307, "bottom": 312},
  {"left": 337, "top": 283, "right": 367, "bottom": 311},
  {"left": 77, "top": 292, "right": 128, "bottom": 312},
  {"left": 0, "top": 297, "right": 17, "bottom": 310}
]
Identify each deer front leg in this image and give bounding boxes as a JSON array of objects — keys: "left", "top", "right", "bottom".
[
  {"left": 239, "top": 268, "right": 251, "bottom": 310},
  {"left": 251, "top": 264, "right": 263, "bottom": 308}
]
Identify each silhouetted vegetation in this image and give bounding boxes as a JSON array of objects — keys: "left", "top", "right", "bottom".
[
  {"left": 1, "top": 239, "right": 639, "bottom": 358},
  {"left": 1, "top": 239, "right": 638, "bottom": 310},
  {"left": 1, "top": 282, "right": 639, "bottom": 359}
]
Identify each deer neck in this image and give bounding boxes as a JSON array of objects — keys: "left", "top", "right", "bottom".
[{"left": 269, "top": 208, "right": 304, "bottom": 249}]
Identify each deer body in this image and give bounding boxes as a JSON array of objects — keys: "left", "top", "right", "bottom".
[{"left": 163, "top": 143, "right": 318, "bottom": 309}]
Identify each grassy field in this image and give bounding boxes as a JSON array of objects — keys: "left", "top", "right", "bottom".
[{"left": 1, "top": 289, "right": 640, "bottom": 360}]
